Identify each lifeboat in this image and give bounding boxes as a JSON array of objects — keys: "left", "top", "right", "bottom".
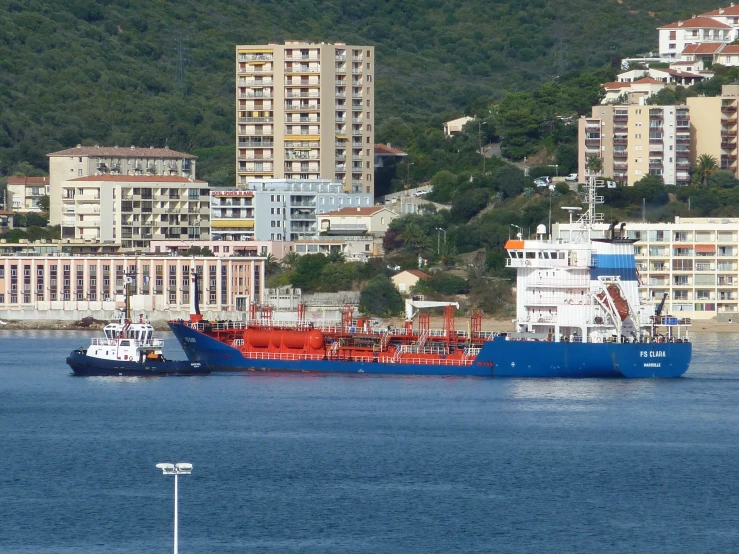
[{"left": 597, "top": 284, "right": 629, "bottom": 321}]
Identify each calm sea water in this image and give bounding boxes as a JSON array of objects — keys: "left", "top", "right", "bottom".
[{"left": 0, "top": 330, "right": 738, "bottom": 553}]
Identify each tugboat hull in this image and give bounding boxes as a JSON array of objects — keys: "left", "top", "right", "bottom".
[{"left": 66, "top": 350, "right": 209, "bottom": 377}]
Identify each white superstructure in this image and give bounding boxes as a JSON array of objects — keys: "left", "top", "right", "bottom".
[{"left": 506, "top": 179, "right": 688, "bottom": 343}]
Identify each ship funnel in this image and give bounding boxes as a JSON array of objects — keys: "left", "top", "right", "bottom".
[
  {"left": 190, "top": 266, "right": 203, "bottom": 323},
  {"left": 608, "top": 220, "right": 619, "bottom": 240}
]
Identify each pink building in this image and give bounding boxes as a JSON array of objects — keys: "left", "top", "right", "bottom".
[{"left": 0, "top": 255, "right": 265, "bottom": 315}]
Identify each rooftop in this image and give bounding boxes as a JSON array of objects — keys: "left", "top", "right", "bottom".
[
  {"left": 69, "top": 176, "right": 206, "bottom": 183},
  {"left": 658, "top": 17, "right": 731, "bottom": 29},
  {"left": 322, "top": 206, "right": 388, "bottom": 217},
  {"left": 374, "top": 143, "right": 407, "bottom": 156},
  {"left": 700, "top": 4, "right": 739, "bottom": 17},
  {"left": 7, "top": 176, "right": 49, "bottom": 186},
  {"left": 681, "top": 43, "right": 725, "bottom": 54},
  {"left": 48, "top": 145, "right": 196, "bottom": 159}
]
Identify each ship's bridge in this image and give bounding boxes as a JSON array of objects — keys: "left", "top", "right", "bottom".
[{"left": 504, "top": 240, "right": 593, "bottom": 269}]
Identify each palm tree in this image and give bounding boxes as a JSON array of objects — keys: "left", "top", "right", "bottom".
[
  {"left": 695, "top": 153, "right": 718, "bottom": 186},
  {"left": 399, "top": 222, "right": 429, "bottom": 255},
  {"left": 263, "top": 253, "right": 280, "bottom": 275},
  {"left": 586, "top": 155, "right": 603, "bottom": 176},
  {"left": 327, "top": 249, "right": 345, "bottom": 263},
  {"left": 281, "top": 250, "right": 300, "bottom": 270}
]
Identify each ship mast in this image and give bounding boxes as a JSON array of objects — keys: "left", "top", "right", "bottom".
[{"left": 571, "top": 176, "right": 606, "bottom": 243}]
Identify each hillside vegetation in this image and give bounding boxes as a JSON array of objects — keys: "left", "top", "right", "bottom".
[{"left": 0, "top": 0, "right": 726, "bottom": 183}]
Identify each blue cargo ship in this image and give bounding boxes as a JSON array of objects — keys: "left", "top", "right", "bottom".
[{"left": 169, "top": 178, "right": 691, "bottom": 378}]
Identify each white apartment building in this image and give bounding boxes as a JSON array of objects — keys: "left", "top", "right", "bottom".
[
  {"left": 6, "top": 176, "right": 49, "bottom": 213},
  {"left": 47, "top": 145, "right": 196, "bottom": 227},
  {"left": 556, "top": 217, "right": 739, "bottom": 320},
  {"left": 210, "top": 179, "right": 371, "bottom": 242},
  {"left": 60, "top": 176, "right": 210, "bottom": 250},
  {"left": 236, "top": 41, "right": 375, "bottom": 194},
  {"left": 658, "top": 16, "right": 734, "bottom": 59}
]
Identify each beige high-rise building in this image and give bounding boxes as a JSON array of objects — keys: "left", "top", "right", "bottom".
[
  {"left": 686, "top": 84, "right": 739, "bottom": 176},
  {"left": 578, "top": 105, "right": 691, "bottom": 185},
  {"left": 236, "top": 41, "right": 375, "bottom": 195}
]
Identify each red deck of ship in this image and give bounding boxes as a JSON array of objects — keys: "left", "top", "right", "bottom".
[{"left": 186, "top": 306, "right": 494, "bottom": 367}]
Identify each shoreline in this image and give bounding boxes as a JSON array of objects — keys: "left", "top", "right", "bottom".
[{"left": 1, "top": 317, "right": 737, "bottom": 333}]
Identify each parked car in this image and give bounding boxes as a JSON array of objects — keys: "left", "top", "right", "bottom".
[
  {"left": 534, "top": 177, "right": 549, "bottom": 188},
  {"left": 565, "top": 173, "right": 578, "bottom": 182}
]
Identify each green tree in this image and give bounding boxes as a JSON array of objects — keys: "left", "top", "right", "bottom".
[
  {"left": 184, "top": 245, "right": 214, "bottom": 257},
  {"left": 695, "top": 154, "right": 718, "bottom": 186},
  {"left": 281, "top": 251, "right": 300, "bottom": 270},
  {"left": 38, "top": 195, "right": 50, "bottom": 212},
  {"left": 398, "top": 222, "right": 430, "bottom": 254},
  {"left": 291, "top": 253, "right": 329, "bottom": 291},
  {"left": 359, "top": 276, "right": 404, "bottom": 317},
  {"left": 586, "top": 155, "right": 603, "bottom": 176},
  {"left": 327, "top": 249, "right": 346, "bottom": 263}
]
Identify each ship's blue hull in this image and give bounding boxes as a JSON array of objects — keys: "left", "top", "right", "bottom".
[
  {"left": 66, "top": 349, "right": 210, "bottom": 377},
  {"left": 168, "top": 323, "right": 691, "bottom": 378}
]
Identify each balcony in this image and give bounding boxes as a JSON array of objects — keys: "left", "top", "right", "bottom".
[
  {"left": 613, "top": 137, "right": 627, "bottom": 145},
  {"left": 649, "top": 162, "right": 664, "bottom": 169},
  {"left": 238, "top": 68, "right": 273, "bottom": 74},
  {"left": 613, "top": 151, "right": 628, "bottom": 159},
  {"left": 613, "top": 113, "right": 628, "bottom": 122},
  {"left": 239, "top": 54, "right": 273, "bottom": 61},
  {"left": 285, "top": 91, "right": 320, "bottom": 98},
  {"left": 238, "top": 141, "right": 274, "bottom": 147},
  {"left": 721, "top": 105, "right": 737, "bottom": 113},
  {"left": 239, "top": 117, "right": 273, "bottom": 123},
  {"left": 613, "top": 125, "right": 627, "bottom": 133},
  {"left": 613, "top": 162, "right": 628, "bottom": 170},
  {"left": 676, "top": 136, "right": 691, "bottom": 144},
  {"left": 676, "top": 160, "right": 691, "bottom": 169},
  {"left": 584, "top": 138, "right": 600, "bottom": 146}
]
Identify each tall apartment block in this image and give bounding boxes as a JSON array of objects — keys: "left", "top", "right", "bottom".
[
  {"left": 48, "top": 146, "right": 196, "bottom": 227},
  {"left": 578, "top": 105, "right": 691, "bottom": 185},
  {"left": 686, "top": 84, "right": 739, "bottom": 176},
  {"left": 236, "top": 41, "right": 375, "bottom": 195}
]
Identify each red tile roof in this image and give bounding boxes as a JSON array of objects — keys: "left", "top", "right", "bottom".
[
  {"left": 374, "top": 144, "right": 407, "bottom": 156},
  {"left": 0, "top": 210, "right": 14, "bottom": 216},
  {"left": 7, "top": 176, "right": 49, "bottom": 186},
  {"left": 633, "top": 77, "right": 665, "bottom": 84},
  {"left": 602, "top": 82, "right": 631, "bottom": 89},
  {"left": 701, "top": 5, "right": 739, "bottom": 16},
  {"left": 69, "top": 176, "right": 206, "bottom": 183},
  {"left": 403, "top": 270, "right": 430, "bottom": 279},
  {"left": 682, "top": 42, "right": 725, "bottom": 54},
  {"left": 322, "top": 206, "right": 388, "bottom": 216},
  {"left": 659, "top": 17, "right": 731, "bottom": 29},
  {"left": 48, "top": 145, "right": 196, "bottom": 159},
  {"left": 719, "top": 44, "right": 739, "bottom": 54}
]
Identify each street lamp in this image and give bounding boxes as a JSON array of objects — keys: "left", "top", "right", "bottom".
[
  {"left": 156, "top": 462, "right": 193, "bottom": 554},
  {"left": 510, "top": 224, "right": 523, "bottom": 239},
  {"left": 435, "top": 227, "right": 447, "bottom": 255},
  {"left": 405, "top": 162, "right": 415, "bottom": 190}
]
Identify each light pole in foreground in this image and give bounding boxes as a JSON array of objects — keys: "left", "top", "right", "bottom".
[{"left": 156, "top": 462, "right": 193, "bottom": 554}]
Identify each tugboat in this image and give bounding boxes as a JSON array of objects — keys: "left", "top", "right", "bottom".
[{"left": 66, "top": 276, "right": 209, "bottom": 377}]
